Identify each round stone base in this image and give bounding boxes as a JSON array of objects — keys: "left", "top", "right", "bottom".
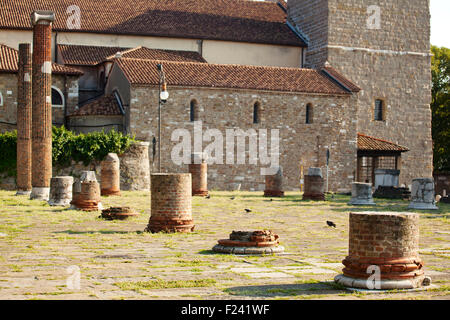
[
  {"left": 48, "top": 199, "right": 72, "bottom": 207},
  {"left": 146, "top": 219, "right": 195, "bottom": 233},
  {"left": 192, "top": 190, "right": 209, "bottom": 197},
  {"left": 264, "top": 190, "right": 285, "bottom": 197},
  {"left": 334, "top": 274, "right": 430, "bottom": 290},
  {"left": 101, "top": 189, "right": 121, "bottom": 197},
  {"left": 408, "top": 203, "right": 438, "bottom": 210},
  {"left": 213, "top": 244, "right": 285, "bottom": 255},
  {"left": 348, "top": 199, "right": 376, "bottom": 206},
  {"left": 30, "top": 187, "right": 50, "bottom": 201},
  {"left": 303, "top": 193, "right": 325, "bottom": 201},
  {"left": 15, "top": 190, "right": 31, "bottom": 196}
]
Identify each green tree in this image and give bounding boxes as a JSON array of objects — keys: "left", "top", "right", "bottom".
[{"left": 431, "top": 45, "right": 450, "bottom": 172}]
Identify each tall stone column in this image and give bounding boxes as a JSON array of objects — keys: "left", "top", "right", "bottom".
[
  {"left": 16, "top": 43, "right": 32, "bottom": 196},
  {"left": 30, "top": 11, "right": 55, "bottom": 201}
]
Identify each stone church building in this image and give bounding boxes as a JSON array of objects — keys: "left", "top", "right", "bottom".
[{"left": 0, "top": 0, "right": 433, "bottom": 192}]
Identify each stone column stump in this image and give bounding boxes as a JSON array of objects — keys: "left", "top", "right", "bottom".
[
  {"left": 189, "top": 153, "right": 208, "bottom": 196},
  {"left": 119, "top": 141, "right": 150, "bottom": 191},
  {"left": 408, "top": 178, "right": 438, "bottom": 210},
  {"left": 335, "top": 212, "right": 431, "bottom": 290},
  {"left": 303, "top": 167, "right": 325, "bottom": 201},
  {"left": 48, "top": 176, "right": 73, "bottom": 206},
  {"left": 70, "top": 171, "right": 102, "bottom": 211},
  {"left": 101, "top": 153, "right": 121, "bottom": 196},
  {"left": 146, "top": 173, "right": 195, "bottom": 233},
  {"left": 348, "top": 182, "right": 376, "bottom": 205},
  {"left": 264, "top": 166, "right": 284, "bottom": 197}
]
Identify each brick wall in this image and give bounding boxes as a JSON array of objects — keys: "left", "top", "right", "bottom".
[
  {"left": 129, "top": 86, "right": 358, "bottom": 192},
  {"left": 288, "top": 0, "right": 434, "bottom": 187}
]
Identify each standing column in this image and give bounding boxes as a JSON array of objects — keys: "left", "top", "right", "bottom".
[
  {"left": 30, "top": 11, "right": 55, "bottom": 201},
  {"left": 16, "top": 43, "right": 32, "bottom": 196}
]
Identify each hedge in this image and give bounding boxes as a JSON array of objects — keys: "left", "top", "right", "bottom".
[{"left": 0, "top": 126, "right": 135, "bottom": 176}]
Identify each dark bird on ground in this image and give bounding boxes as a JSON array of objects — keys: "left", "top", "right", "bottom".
[
  {"left": 327, "top": 221, "right": 336, "bottom": 228},
  {"left": 270, "top": 199, "right": 273, "bottom": 202},
  {"left": 245, "top": 209, "right": 252, "bottom": 213},
  {"left": 205, "top": 194, "right": 211, "bottom": 199},
  {"left": 230, "top": 196, "right": 236, "bottom": 200}
]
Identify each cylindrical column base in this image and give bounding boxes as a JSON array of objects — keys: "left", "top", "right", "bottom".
[
  {"left": 101, "top": 153, "right": 121, "bottom": 196},
  {"left": 348, "top": 182, "right": 376, "bottom": 205},
  {"left": 146, "top": 173, "right": 194, "bottom": 233},
  {"left": 30, "top": 187, "right": 50, "bottom": 201},
  {"left": 335, "top": 212, "right": 429, "bottom": 290},
  {"left": 303, "top": 168, "right": 325, "bottom": 201},
  {"left": 48, "top": 176, "right": 73, "bottom": 206},
  {"left": 189, "top": 163, "right": 209, "bottom": 196},
  {"left": 16, "top": 190, "right": 32, "bottom": 196}
]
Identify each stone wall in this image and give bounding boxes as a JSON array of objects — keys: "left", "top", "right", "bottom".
[
  {"left": 129, "top": 86, "right": 358, "bottom": 192},
  {"left": 0, "top": 141, "right": 150, "bottom": 192},
  {"left": 288, "top": 0, "right": 434, "bottom": 187},
  {"left": 0, "top": 73, "right": 79, "bottom": 131}
]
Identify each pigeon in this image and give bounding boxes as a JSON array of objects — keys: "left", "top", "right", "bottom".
[
  {"left": 270, "top": 199, "right": 273, "bottom": 202},
  {"left": 205, "top": 194, "right": 211, "bottom": 199},
  {"left": 245, "top": 209, "right": 252, "bottom": 213},
  {"left": 327, "top": 221, "right": 336, "bottom": 228},
  {"left": 230, "top": 196, "right": 236, "bottom": 200}
]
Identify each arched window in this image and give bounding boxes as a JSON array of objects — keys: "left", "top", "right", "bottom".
[
  {"left": 51, "top": 87, "right": 64, "bottom": 108},
  {"left": 253, "top": 102, "right": 261, "bottom": 124},
  {"left": 190, "top": 99, "right": 199, "bottom": 122},
  {"left": 306, "top": 103, "right": 313, "bottom": 124},
  {"left": 0, "top": 92, "right": 3, "bottom": 107}
]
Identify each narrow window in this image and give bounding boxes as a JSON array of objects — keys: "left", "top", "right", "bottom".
[
  {"left": 374, "top": 99, "right": 384, "bottom": 121},
  {"left": 190, "top": 99, "right": 199, "bottom": 122},
  {"left": 51, "top": 87, "right": 64, "bottom": 107},
  {"left": 253, "top": 102, "right": 260, "bottom": 124},
  {"left": 306, "top": 103, "right": 313, "bottom": 124},
  {"left": 0, "top": 92, "right": 3, "bottom": 107}
]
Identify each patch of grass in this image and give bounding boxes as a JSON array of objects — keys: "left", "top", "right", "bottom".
[{"left": 114, "top": 278, "right": 217, "bottom": 291}]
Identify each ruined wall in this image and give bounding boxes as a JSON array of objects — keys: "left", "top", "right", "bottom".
[
  {"left": 288, "top": 0, "right": 433, "bottom": 186},
  {"left": 0, "top": 73, "right": 79, "bottom": 131},
  {"left": 129, "top": 86, "right": 358, "bottom": 192},
  {"left": 0, "top": 141, "right": 150, "bottom": 192}
]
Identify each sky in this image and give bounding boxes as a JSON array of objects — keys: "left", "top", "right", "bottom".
[{"left": 430, "top": 0, "right": 450, "bottom": 48}]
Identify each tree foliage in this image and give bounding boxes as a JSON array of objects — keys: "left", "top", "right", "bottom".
[{"left": 431, "top": 45, "right": 450, "bottom": 172}]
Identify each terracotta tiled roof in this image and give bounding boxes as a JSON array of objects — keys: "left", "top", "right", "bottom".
[
  {"left": 58, "top": 44, "right": 129, "bottom": 66},
  {"left": 322, "top": 65, "right": 361, "bottom": 93},
  {"left": 358, "top": 133, "right": 409, "bottom": 152},
  {"left": 115, "top": 58, "right": 352, "bottom": 95},
  {"left": 107, "top": 47, "right": 207, "bottom": 63},
  {"left": 69, "top": 94, "right": 123, "bottom": 116},
  {"left": 58, "top": 44, "right": 207, "bottom": 66},
  {"left": 0, "top": 44, "right": 83, "bottom": 75},
  {"left": 0, "top": 0, "right": 306, "bottom": 47}
]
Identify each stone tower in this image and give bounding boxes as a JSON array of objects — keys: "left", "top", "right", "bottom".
[{"left": 288, "top": 0, "right": 434, "bottom": 185}]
